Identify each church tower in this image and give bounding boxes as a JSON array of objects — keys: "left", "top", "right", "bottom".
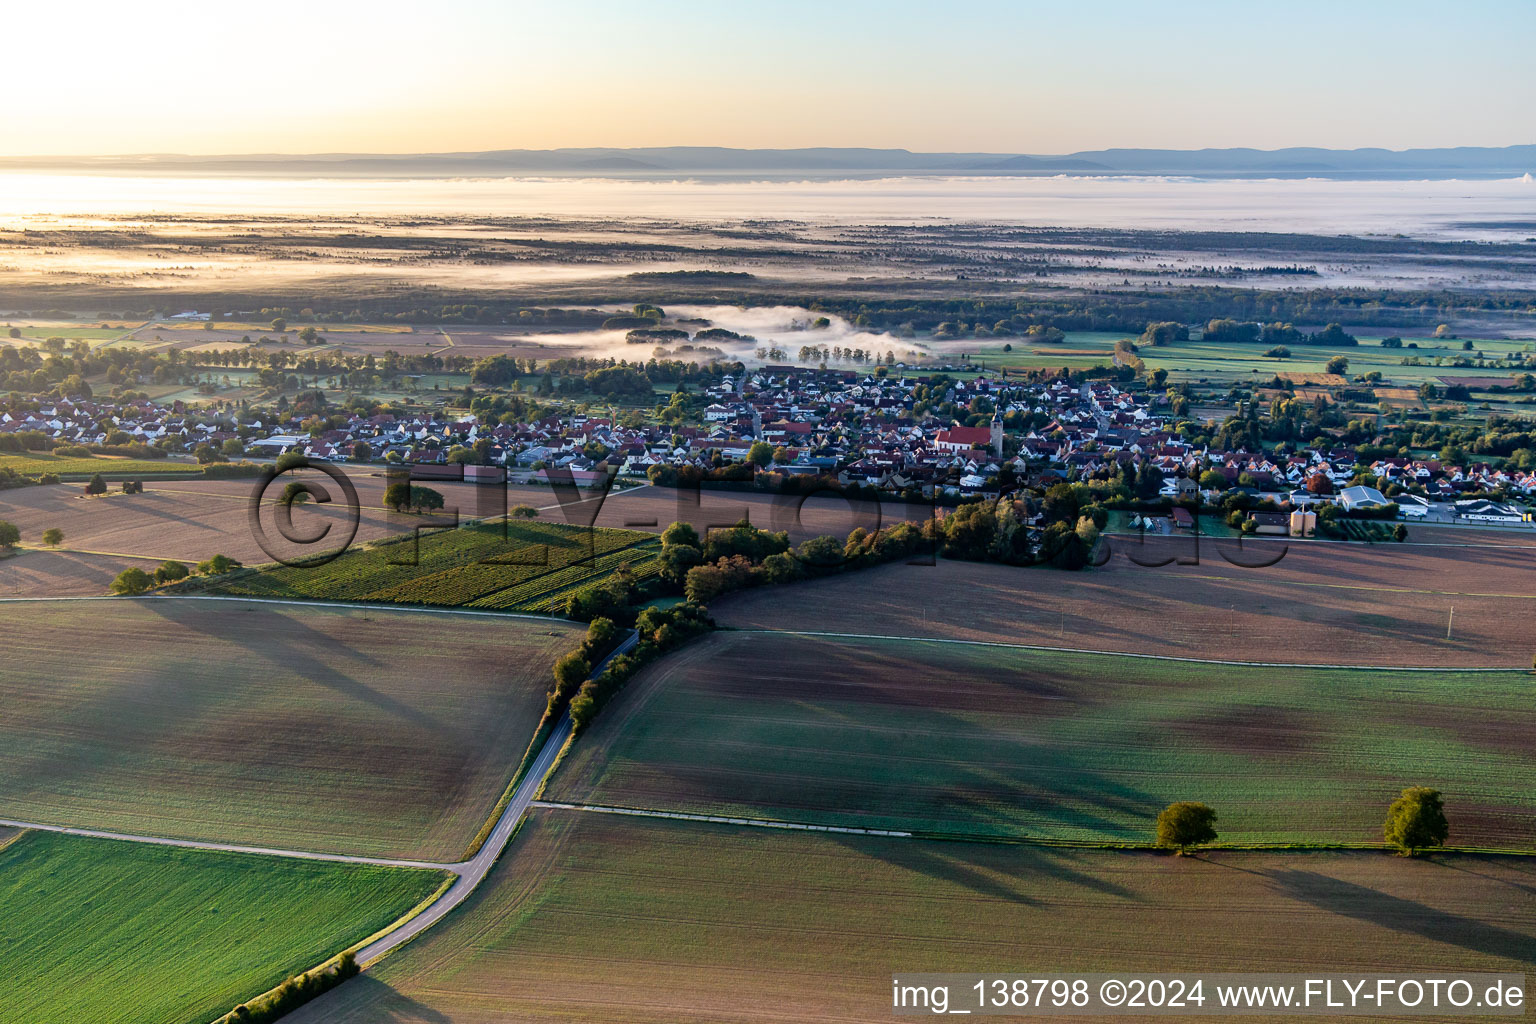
[{"left": 990, "top": 407, "right": 1004, "bottom": 456}]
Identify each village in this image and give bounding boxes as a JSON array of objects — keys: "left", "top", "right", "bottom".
[{"left": 4, "top": 363, "right": 1532, "bottom": 531}]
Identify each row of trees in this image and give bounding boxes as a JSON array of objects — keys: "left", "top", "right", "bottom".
[{"left": 1156, "top": 787, "right": 1450, "bottom": 856}]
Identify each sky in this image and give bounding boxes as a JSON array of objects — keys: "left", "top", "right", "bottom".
[{"left": 3, "top": 0, "right": 1532, "bottom": 156}]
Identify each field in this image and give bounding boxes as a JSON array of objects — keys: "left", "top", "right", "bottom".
[
  {"left": 0, "top": 474, "right": 610, "bottom": 597},
  {"left": 0, "top": 451, "right": 205, "bottom": 478},
  {"left": 196, "top": 518, "right": 662, "bottom": 612},
  {"left": 712, "top": 538, "right": 1536, "bottom": 668},
  {"left": 285, "top": 810, "right": 1536, "bottom": 1024},
  {"left": 0, "top": 830, "right": 446, "bottom": 1024},
  {"left": 0, "top": 599, "right": 581, "bottom": 859},
  {"left": 548, "top": 632, "right": 1536, "bottom": 847}
]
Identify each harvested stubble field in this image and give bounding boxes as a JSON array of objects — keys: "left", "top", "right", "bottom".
[
  {"left": 549, "top": 632, "right": 1536, "bottom": 847},
  {"left": 287, "top": 811, "right": 1536, "bottom": 1024},
  {"left": 0, "top": 599, "right": 580, "bottom": 860},
  {"left": 0, "top": 830, "right": 447, "bottom": 1024},
  {"left": 198, "top": 518, "right": 661, "bottom": 611},
  {"left": 712, "top": 537, "right": 1536, "bottom": 668}
]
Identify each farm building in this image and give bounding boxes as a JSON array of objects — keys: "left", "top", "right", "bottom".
[{"left": 1339, "top": 485, "right": 1389, "bottom": 510}]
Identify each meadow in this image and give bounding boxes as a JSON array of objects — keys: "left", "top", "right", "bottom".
[
  {"left": 0, "top": 830, "right": 446, "bottom": 1024},
  {"left": 285, "top": 810, "right": 1536, "bottom": 1024},
  {"left": 0, "top": 599, "right": 581, "bottom": 860},
  {"left": 549, "top": 632, "right": 1536, "bottom": 848},
  {"left": 198, "top": 518, "right": 662, "bottom": 612}
]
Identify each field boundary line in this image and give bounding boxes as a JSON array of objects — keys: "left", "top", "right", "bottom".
[
  {"left": 531, "top": 801, "right": 913, "bottom": 837},
  {"left": 528, "top": 804, "right": 1536, "bottom": 857},
  {"left": 0, "top": 816, "right": 457, "bottom": 870},
  {"left": 732, "top": 628, "right": 1524, "bottom": 672}
]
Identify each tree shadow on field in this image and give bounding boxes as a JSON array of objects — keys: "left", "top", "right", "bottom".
[
  {"left": 284, "top": 976, "right": 451, "bottom": 1024},
  {"left": 1263, "top": 868, "right": 1536, "bottom": 965},
  {"left": 142, "top": 599, "right": 443, "bottom": 732},
  {"left": 830, "top": 834, "right": 1143, "bottom": 905}
]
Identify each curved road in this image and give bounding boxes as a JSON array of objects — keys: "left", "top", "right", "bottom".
[{"left": 356, "top": 713, "right": 573, "bottom": 964}]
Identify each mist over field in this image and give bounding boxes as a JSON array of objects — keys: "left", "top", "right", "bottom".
[{"left": 1, "top": 172, "right": 1532, "bottom": 238}]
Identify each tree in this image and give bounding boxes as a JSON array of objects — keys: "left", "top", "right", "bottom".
[
  {"left": 85, "top": 473, "right": 108, "bottom": 496},
  {"left": 511, "top": 504, "right": 539, "bottom": 518},
  {"left": 1199, "top": 469, "right": 1228, "bottom": 490},
  {"left": 195, "top": 553, "right": 241, "bottom": 575},
  {"left": 660, "top": 522, "right": 700, "bottom": 549},
  {"left": 0, "top": 520, "right": 18, "bottom": 550},
  {"left": 154, "top": 559, "right": 189, "bottom": 583},
  {"left": 274, "top": 451, "right": 308, "bottom": 472},
  {"left": 281, "top": 481, "right": 311, "bottom": 505},
  {"left": 110, "top": 567, "right": 153, "bottom": 595},
  {"left": 747, "top": 441, "right": 774, "bottom": 468},
  {"left": 1156, "top": 802, "right": 1218, "bottom": 854},
  {"left": 42, "top": 527, "right": 63, "bottom": 547},
  {"left": 271, "top": 317, "right": 287, "bottom": 334},
  {"left": 1325, "top": 356, "right": 1349, "bottom": 376},
  {"left": 1393, "top": 523, "right": 1408, "bottom": 542},
  {"left": 349, "top": 441, "right": 372, "bottom": 462},
  {"left": 551, "top": 652, "right": 591, "bottom": 702},
  {"left": 1383, "top": 787, "right": 1448, "bottom": 856},
  {"left": 383, "top": 483, "right": 447, "bottom": 513}
]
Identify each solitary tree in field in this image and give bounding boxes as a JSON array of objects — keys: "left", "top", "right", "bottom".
[
  {"left": 1325, "top": 355, "right": 1349, "bottom": 376},
  {"left": 1156, "top": 802, "right": 1218, "bottom": 855},
  {"left": 85, "top": 473, "right": 107, "bottom": 496},
  {"left": 42, "top": 527, "right": 63, "bottom": 547},
  {"left": 1384, "top": 787, "right": 1448, "bottom": 856},
  {"left": 0, "top": 520, "right": 19, "bottom": 551}
]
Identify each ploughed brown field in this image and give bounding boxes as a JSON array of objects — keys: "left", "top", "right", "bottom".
[
  {"left": 713, "top": 536, "right": 1536, "bottom": 668},
  {"left": 286, "top": 811, "right": 1536, "bottom": 1024}
]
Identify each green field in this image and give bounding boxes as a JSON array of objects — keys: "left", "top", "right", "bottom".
[
  {"left": 285, "top": 810, "right": 1536, "bottom": 1024},
  {"left": 0, "top": 452, "right": 204, "bottom": 478},
  {"left": 0, "top": 830, "right": 446, "bottom": 1024},
  {"left": 198, "top": 519, "right": 662, "bottom": 612},
  {"left": 549, "top": 632, "right": 1536, "bottom": 848},
  {"left": 957, "top": 330, "right": 1534, "bottom": 390},
  {"left": 0, "top": 599, "right": 580, "bottom": 860}
]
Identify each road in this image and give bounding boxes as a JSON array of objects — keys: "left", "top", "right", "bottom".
[
  {"left": 354, "top": 713, "right": 573, "bottom": 964},
  {"left": 0, "top": 624, "right": 639, "bottom": 974}
]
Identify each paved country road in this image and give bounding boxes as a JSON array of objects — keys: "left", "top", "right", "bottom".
[
  {"left": 355, "top": 713, "right": 574, "bottom": 964},
  {"left": 0, "top": 625, "right": 638, "bottom": 974}
]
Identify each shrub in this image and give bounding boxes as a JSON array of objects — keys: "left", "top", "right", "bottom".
[
  {"left": 154, "top": 560, "right": 190, "bottom": 584},
  {"left": 1155, "top": 802, "right": 1218, "bottom": 854},
  {"left": 84, "top": 473, "right": 107, "bottom": 496},
  {"left": 41, "top": 527, "right": 63, "bottom": 547},
  {"left": 110, "top": 567, "right": 154, "bottom": 595},
  {"left": 1384, "top": 787, "right": 1448, "bottom": 856},
  {"left": 510, "top": 504, "right": 539, "bottom": 518}
]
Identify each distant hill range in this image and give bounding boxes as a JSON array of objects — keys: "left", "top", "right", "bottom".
[{"left": 7, "top": 145, "right": 1533, "bottom": 179}]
